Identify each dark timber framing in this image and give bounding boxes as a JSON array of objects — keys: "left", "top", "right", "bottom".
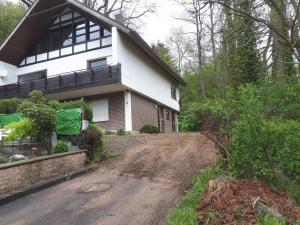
[
  {"left": 20, "top": 8, "right": 112, "bottom": 67},
  {"left": 0, "top": 64, "right": 121, "bottom": 99}
]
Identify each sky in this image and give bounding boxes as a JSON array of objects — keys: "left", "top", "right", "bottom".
[{"left": 8, "top": 0, "right": 184, "bottom": 45}]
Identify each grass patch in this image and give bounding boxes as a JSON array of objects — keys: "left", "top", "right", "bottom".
[
  {"left": 94, "top": 145, "right": 119, "bottom": 162},
  {"left": 166, "top": 168, "right": 215, "bottom": 225},
  {"left": 255, "top": 214, "right": 289, "bottom": 225}
]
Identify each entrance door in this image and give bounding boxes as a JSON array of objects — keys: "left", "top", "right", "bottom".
[
  {"left": 172, "top": 111, "right": 176, "bottom": 132},
  {"left": 157, "top": 107, "right": 165, "bottom": 133}
]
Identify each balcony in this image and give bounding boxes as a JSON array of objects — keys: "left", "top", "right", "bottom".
[{"left": 0, "top": 64, "right": 121, "bottom": 99}]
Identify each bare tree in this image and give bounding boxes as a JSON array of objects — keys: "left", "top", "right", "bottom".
[
  {"left": 21, "top": 0, "right": 156, "bottom": 28},
  {"left": 174, "top": 0, "right": 209, "bottom": 97}
]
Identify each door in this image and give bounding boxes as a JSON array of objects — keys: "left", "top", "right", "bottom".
[
  {"left": 157, "top": 107, "right": 165, "bottom": 133},
  {"left": 172, "top": 111, "right": 176, "bottom": 132}
]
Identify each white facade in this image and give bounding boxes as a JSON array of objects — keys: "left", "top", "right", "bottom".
[
  {"left": 115, "top": 30, "right": 180, "bottom": 111},
  {"left": 0, "top": 61, "right": 17, "bottom": 86},
  {"left": 0, "top": 26, "right": 181, "bottom": 133}
]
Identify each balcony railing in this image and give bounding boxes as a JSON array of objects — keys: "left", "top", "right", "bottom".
[{"left": 0, "top": 64, "right": 121, "bottom": 99}]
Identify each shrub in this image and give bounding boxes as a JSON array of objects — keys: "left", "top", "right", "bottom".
[
  {"left": 208, "top": 82, "right": 300, "bottom": 203},
  {"left": 0, "top": 98, "right": 20, "bottom": 114},
  {"left": 140, "top": 124, "right": 160, "bottom": 134},
  {"left": 116, "top": 128, "right": 125, "bottom": 136},
  {"left": 81, "top": 124, "right": 103, "bottom": 161},
  {"left": 53, "top": 141, "right": 69, "bottom": 154},
  {"left": 4, "top": 118, "right": 32, "bottom": 142},
  {"left": 0, "top": 154, "right": 8, "bottom": 164},
  {"left": 19, "top": 91, "right": 56, "bottom": 139}
]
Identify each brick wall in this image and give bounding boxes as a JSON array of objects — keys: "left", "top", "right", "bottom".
[
  {"left": 0, "top": 151, "right": 86, "bottom": 195},
  {"left": 131, "top": 93, "right": 159, "bottom": 131},
  {"left": 88, "top": 92, "right": 125, "bottom": 131}
]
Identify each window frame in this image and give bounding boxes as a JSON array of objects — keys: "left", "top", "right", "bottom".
[
  {"left": 20, "top": 11, "right": 112, "bottom": 67},
  {"left": 171, "top": 86, "right": 177, "bottom": 100},
  {"left": 87, "top": 58, "right": 108, "bottom": 70}
]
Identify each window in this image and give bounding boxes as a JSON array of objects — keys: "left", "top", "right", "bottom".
[
  {"left": 92, "top": 99, "right": 109, "bottom": 122},
  {"left": 166, "top": 110, "right": 170, "bottom": 121},
  {"left": 18, "top": 70, "right": 47, "bottom": 83},
  {"left": 61, "top": 25, "right": 73, "bottom": 47},
  {"left": 20, "top": 9, "right": 113, "bottom": 66},
  {"left": 171, "top": 87, "right": 177, "bottom": 100},
  {"left": 49, "top": 30, "right": 60, "bottom": 51},
  {"left": 88, "top": 58, "right": 107, "bottom": 69},
  {"left": 36, "top": 35, "right": 49, "bottom": 54}
]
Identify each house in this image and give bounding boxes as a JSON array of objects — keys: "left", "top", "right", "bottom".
[{"left": 0, "top": 0, "right": 185, "bottom": 132}]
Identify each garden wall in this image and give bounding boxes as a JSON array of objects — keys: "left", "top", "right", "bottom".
[{"left": 0, "top": 150, "right": 86, "bottom": 195}]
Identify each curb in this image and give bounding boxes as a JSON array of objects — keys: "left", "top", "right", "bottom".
[{"left": 0, "top": 168, "right": 90, "bottom": 206}]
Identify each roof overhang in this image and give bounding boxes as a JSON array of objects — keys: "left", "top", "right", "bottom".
[{"left": 0, "top": 0, "right": 185, "bottom": 85}]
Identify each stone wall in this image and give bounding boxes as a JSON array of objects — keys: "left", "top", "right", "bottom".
[{"left": 0, "top": 151, "right": 86, "bottom": 195}]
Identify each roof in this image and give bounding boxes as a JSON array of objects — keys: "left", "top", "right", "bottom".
[{"left": 0, "top": 0, "right": 185, "bottom": 85}]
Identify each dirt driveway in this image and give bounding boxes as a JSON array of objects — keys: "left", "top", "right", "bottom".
[{"left": 0, "top": 133, "right": 217, "bottom": 225}]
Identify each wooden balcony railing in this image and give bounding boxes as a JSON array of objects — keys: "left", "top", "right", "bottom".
[{"left": 0, "top": 64, "right": 121, "bottom": 99}]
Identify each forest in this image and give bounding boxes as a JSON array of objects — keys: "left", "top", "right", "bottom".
[{"left": 0, "top": 0, "right": 299, "bottom": 223}]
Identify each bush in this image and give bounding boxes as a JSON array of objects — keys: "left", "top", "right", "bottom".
[
  {"left": 208, "top": 81, "right": 300, "bottom": 203},
  {"left": 53, "top": 141, "right": 69, "bottom": 154},
  {"left": 4, "top": 118, "right": 32, "bottom": 142},
  {"left": 19, "top": 91, "right": 56, "bottom": 140},
  {"left": 81, "top": 124, "right": 103, "bottom": 161},
  {"left": 0, "top": 154, "right": 8, "bottom": 164},
  {"left": 116, "top": 128, "right": 125, "bottom": 136},
  {"left": 140, "top": 124, "right": 160, "bottom": 134},
  {"left": 0, "top": 98, "right": 20, "bottom": 114}
]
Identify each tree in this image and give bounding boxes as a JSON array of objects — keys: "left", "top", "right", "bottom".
[
  {"left": 21, "top": 0, "right": 156, "bottom": 28},
  {"left": 0, "top": 1, "right": 25, "bottom": 44},
  {"left": 152, "top": 41, "right": 177, "bottom": 72}
]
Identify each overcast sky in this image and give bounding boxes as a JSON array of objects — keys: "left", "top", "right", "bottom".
[{"left": 8, "top": 0, "right": 183, "bottom": 45}]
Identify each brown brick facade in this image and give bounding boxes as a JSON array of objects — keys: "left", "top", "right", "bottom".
[
  {"left": 87, "top": 92, "right": 125, "bottom": 131},
  {"left": 131, "top": 93, "right": 177, "bottom": 132},
  {"left": 131, "top": 93, "right": 159, "bottom": 131},
  {"left": 88, "top": 91, "right": 177, "bottom": 132}
]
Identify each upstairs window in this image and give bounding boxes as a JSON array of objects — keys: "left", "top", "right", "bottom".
[
  {"left": 20, "top": 8, "right": 112, "bottom": 66},
  {"left": 171, "top": 86, "right": 177, "bottom": 100},
  {"left": 88, "top": 58, "right": 107, "bottom": 69}
]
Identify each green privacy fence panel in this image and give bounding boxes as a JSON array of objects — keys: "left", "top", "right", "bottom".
[
  {"left": 0, "top": 113, "right": 24, "bottom": 128},
  {"left": 56, "top": 108, "right": 82, "bottom": 136}
]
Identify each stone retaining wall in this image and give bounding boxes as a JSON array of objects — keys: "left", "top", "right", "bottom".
[{"left": 0, "top": 150, "right": 86, "bottom": 195}]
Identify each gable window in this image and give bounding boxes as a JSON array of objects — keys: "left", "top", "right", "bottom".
[
  {"left": 18, "top": 70, "right": 47, "bottom": 83},
  {"left": 171, "top": 86, "right": 177, "bottom": 100},
  {"left": 20, "top": 8, "right": 112, "bottom": 67},
  {"left": 88, "top": 58, "right": 107, "bottom": 69}
]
